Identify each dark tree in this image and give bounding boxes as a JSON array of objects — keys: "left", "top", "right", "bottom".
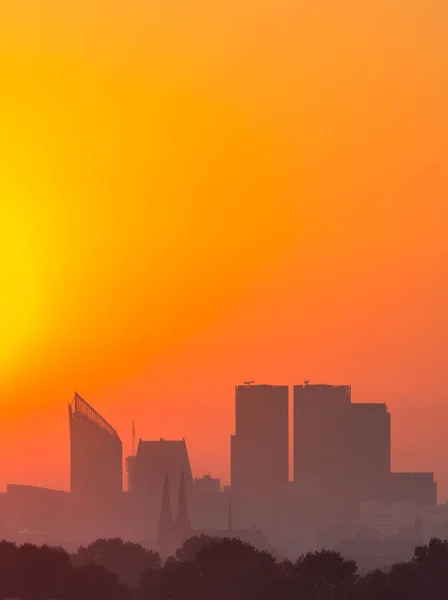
[
  {"left": 17, "top": 543, "right": 72, "bottom": 600},
  {"left": 68, "top": 563, "right": 130, "bottom": 600},
  {"left": 411, "top": 537, "right": 448, "bottom": 599},
  {"left": 195, "top": 537, "right": 279, "bottom": 600},
  {"left": 414, "top": 537, "right": 448, "bottom": 567},
  {"left": 140, "top": 558, "right": 202, "bottom": 600},
  {"left": 0, "top": 540, "right": 18, "bottom": 599},
  {"left": 352, "top": 569, "right": 388, "bottom": 600},
  {"left": 176, "top": 534, "right": 219, "bottom": 562},
  {"left": 386, "top": 561, "right": 428, "bottom": 600},
  {"left": 72, "top": 537, "right": 161, "bottom": 588},
  {"left": 294, "top": 549, "right": 358, "bottom": 600}
]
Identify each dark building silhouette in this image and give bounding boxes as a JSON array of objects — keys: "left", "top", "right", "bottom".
[
  {"left": 68, "top": 393, "right": 123, "bottom": 502},
  {"left": 157, "top": 475, "right": 278, "bottom": 558},
  {"left": 0, "top": 380, "right": 438, "bottom": 557},
  {"left": 157, "top": 470, "right": 192, "bottom": 556},
  {"left": 231, "top": 384, "right": 288, "bottom": 493},
  {"left": 157, "top": 472, "right": 175, "bottom": 557},
  {"left": 126, "top": 455, "right": 137, "bottom": 493},
  {"left": 2, "top": 485, "right": 71, "bottom": 544},
  {"left": 190, "top": 475, "right": 227, "bottom": 531},
  {"left": 386, "top": 472, "right": 437, "bottom": 507},
  {"left": 293, "top": 384, "right": 391, "bottom": 514},
  {"left": 348, "top": 403, "right": 391, "bottom": 479},
  {"left": 294, "top": 385, "right": 391, "bottom": 480},
  {"left": 127, "top": 438, "right": 193, "bottom": 543},
  {"left": 175, "top": 470, "right": 192, "bottom": 542},
  {"left": 193, "top": 475, "right": 221, "bottom": 494},
  {"left": 128, "top": 438, "right": 193, "bottom": 509},
  {"left": 295, "top": 384, "right": 368, "bottom": 479},
  {"left": 230, "top": 383, "right": 289, "bottom": 539}
]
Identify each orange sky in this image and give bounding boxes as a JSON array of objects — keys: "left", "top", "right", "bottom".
[{"left": 1, "top": 1, "right": 448, "bottom": 498}]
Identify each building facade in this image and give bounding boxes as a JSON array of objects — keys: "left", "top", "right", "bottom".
[
  {"left": 68, "top": 392, "right": 123, "bottom": 502},
  {"left": 126, "top": 438, "right": 193, "bottom": 542},
  {"left": 294, "top": 384, "right": 352, "bottom": 481},
  {"left": 293, "top": 384, "right": 391, "bottom": 516},
  {"left": 231, "top": 384, "right": 289, "bottom": 493}
]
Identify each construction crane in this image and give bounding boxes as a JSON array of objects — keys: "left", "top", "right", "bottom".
[{"left": 244, "top": 381, "right": 255, "bottom": 386}]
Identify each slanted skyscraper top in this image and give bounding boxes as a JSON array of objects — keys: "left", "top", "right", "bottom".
[{"left": 68, "top": 392, "right": 123, "bottom": 502}]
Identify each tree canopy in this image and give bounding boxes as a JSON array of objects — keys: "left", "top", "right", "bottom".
[{"left": 1, "top": 535, "right": 448, "bottom": 600}]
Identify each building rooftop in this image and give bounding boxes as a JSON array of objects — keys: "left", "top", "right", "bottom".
[{"left": 69, "top": 392, "right": 120, "bottom": 439}]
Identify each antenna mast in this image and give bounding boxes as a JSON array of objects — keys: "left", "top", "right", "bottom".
[{"left": 132, "top": 420, "right": 136, "bottom": 456}]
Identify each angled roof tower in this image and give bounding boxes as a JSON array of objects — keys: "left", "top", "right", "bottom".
[{"left": 68, "top": 392, "right": 123, "bottom": 502}]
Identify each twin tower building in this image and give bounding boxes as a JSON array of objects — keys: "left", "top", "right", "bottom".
[
  {"left": 231, "top": 383, "right": 436, "bottom": 524},
  {"left": 231, "top": 383, "right": 391, "bottom": 497}
]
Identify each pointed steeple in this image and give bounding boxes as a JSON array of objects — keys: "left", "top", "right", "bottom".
[
  {"left": 174, "top": 469, "right": 191, "bottom": 543},
  {"left": 160, "top": 471, "right": 173, "bottom": 523},
  {"left": 158, "top": 471, "right": 174, "bottom": 556},
  {"left": 227, "top": 499, "right": 233, "bottom": 531}
]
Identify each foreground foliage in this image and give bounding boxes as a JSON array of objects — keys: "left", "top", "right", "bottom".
[{"left": 1, "top": 536, "right": 448, "bottom": 599}]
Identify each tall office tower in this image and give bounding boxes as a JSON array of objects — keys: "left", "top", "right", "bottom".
[
  {"left": 231, "top": 384, "right": 289, "bottom": 494},
  {"left": 293, "top": 384, "right": 391, "bottom": 516},
  {"left": 294, "top": 384, "right": 391, "bottom": 480},
  {"left": 293, "top": 384, "right": 352, "bottom": 481},
  {"left": 68, "top": 392, "right": 123, "bottom": 502},
  {"left": 348, "top": 403, "right": 391, "bottom": 479}
]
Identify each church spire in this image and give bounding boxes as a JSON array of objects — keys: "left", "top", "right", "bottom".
[
  {"left": 160, "top": 471, "right": 173, "bottom": 523},
  {"left": 174, "top": 469, "right": 191, "bottom": 542},
  {"left": 158, "top": 471, "right": 174, "bottom": 556}
]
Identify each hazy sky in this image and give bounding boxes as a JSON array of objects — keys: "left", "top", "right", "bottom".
[{"left": 1, "top": 1, "right": 448, "bottom": 497}]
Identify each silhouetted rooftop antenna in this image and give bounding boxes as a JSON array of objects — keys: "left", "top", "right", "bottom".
[
  {"left": 244, "top": 381, "right": 255, "bottom": 387},
  {"left": 132, "top": 420, "right": 136, "bottom": 456}
]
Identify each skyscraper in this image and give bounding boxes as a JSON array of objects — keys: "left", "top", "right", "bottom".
[
  {"left": 293, "top": 384, "right": 352, "bottom": 481},
  {"left": 68, "top": 392, "right": 123, "bottom": 502},
  {"left": 348, "top": 402, "right": 391, "bottom": 479},
  {"left": 293, "top": 383, "right": 391, "bottom": 516},
  {"left": 293, "top": 384, "right": 390, "bottom": 482},
  {"left": 231, "top": 384, "right": 288, "bottom": 494}
]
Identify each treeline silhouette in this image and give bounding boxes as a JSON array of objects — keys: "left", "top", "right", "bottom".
[{"left": 1, "top": 535, "right": 448, "bottom": 599}]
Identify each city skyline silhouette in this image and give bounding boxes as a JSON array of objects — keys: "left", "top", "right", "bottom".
[
  {"left": 0, "top": 383, "right": 441, "bottom": 563},
  {"left": 2, "top": 0, "right": 448, "bottom": 506}
]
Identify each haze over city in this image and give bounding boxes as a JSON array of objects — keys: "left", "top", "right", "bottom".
[{"left": 1, "top": 0, "right": 448, "bottom": 505}]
